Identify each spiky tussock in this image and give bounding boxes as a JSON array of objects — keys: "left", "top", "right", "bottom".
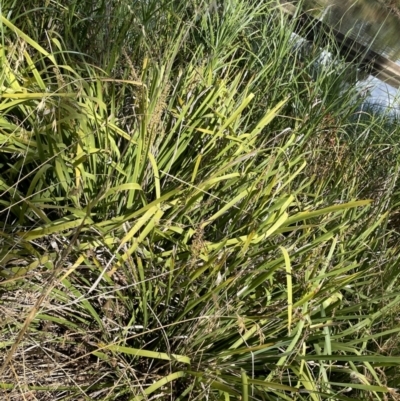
[{"left": 1, "top": 0, "right": 400, "bottom": 400}]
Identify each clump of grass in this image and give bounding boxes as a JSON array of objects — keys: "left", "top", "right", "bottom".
[{"left": 1, "top": 0, "right": 400, "bottom": 400}]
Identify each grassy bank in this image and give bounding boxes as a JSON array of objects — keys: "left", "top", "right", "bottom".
[{"left": 1, "top": 0, "right": 400, "bottom": 400}]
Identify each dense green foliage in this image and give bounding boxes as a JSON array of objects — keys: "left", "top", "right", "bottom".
[{"left": 1, "top": 0, "right": 400, "bottom": 400}]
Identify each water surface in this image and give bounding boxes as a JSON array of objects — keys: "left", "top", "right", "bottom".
[{"left": 301, "top": 0, "right": 400, "bottom": 108}]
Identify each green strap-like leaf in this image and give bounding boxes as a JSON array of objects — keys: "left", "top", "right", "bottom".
[{"left": 105, "top": 345, "right": 190, "bottom": 364}]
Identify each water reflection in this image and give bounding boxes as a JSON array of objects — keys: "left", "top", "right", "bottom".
[
  {"left": 300, "top": 0, "right": 400, "bottom": 110},
  {"left": 303, "top": 0, "right": 400, "bottom": 60}
]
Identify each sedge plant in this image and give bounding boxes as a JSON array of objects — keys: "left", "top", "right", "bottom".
[{"left": 0, "top": 0, "right": 400, "bottom": 400}]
